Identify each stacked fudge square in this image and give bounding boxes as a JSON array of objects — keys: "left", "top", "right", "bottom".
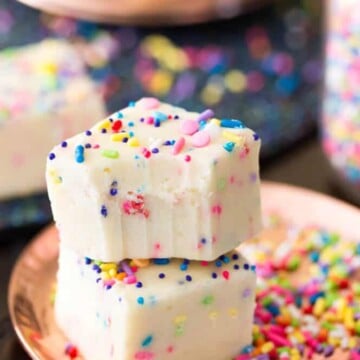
[{"left": 46, "top": 98, "right": 262, "bottom": 360}]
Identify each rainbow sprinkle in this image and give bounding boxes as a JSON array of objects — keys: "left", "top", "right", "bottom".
[{"left": 240, "top": 216, "right": 360, "bottom": 359}]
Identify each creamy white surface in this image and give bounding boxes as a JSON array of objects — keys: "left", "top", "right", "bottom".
[
  {"left": 47, "top": 99, "right": 262, "bottom": 261},
  {"left": 0, "top": 39, "right": 106, "bottom": 200},
  {"left": 55, "top": 245, "right": 256, "bottom": 360}
]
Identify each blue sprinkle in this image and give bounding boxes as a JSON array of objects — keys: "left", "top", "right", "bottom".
[
  {"left": 222, "top": 256, "right": 230, "bottom": 264},
  {"left": 75, "top": 145, "right": 85, "bottom": 163},
  {"left": 266, "top": 303, "right": 280, "bottom": 316},
  {"left": 355, "top": 243, "right": 360, "bottom": 255},
  {"left": 163, "top": 140, "right": 172, "bottom": 146},
  {"left": 152, "top": 111, "right": 168, "bottom": 122},
  {"left": 117, "top": 112, "right": 123, "bottom": 118},
  {"left": 309, "top": 251, "right": 320, "bottom": 263},
  {"left": 183, "top": 259, "right": 190, "bottom": 265},
  {"left": 180, "top": 263, "right": 188, "bottom": 271},
  {"left": 137, "top": 296, "right": 144, "bottom": 305},
  {"left": 223, "top": 142, "right": 236, "bottom": 152},
  {"left": 154, "top": 119, "right": 161, "bottom": 127},
  {"left": 153, "top": 258, "right": 170, "bottom": 265},
  {"left": 215, "top": 260, "right": 222, "bottom": 268},
  {"left": 220, "top": 119, "right": 244, "bottom": 128},
  {"left": 128, "top": 121, "right": 135, "bottom": 127},
  {"left": 84, "top": 257, "right": 92, "bottom": 265},
  {"left": 241, "top": 345, "right": 254, "bottom": 354},
  {"left": 129, "top": 131, "right": 134, "bottom": 138},
  {"left": 128, "top": 101, "right": 136, "bottom": 107},
  {"left": 48, "top": 153, "right": 56, "bottom": 160},
  {"left": 101, "top": 205, "right": 108, "bottom": 217},
  {"left": 61, "top": 141, "right": 68, "bottom": 147},
  {"left": 141, "top": 335, "right": 153, "bottom": 347},
  {"left": 309, "top": 291, "right": 325, "bottom": 305},
  {"left": 253, "top": 133, "right": 260, "bottom": 141},
  {"left": 250, "top": 265, "right": 256, "bottom": 272}
]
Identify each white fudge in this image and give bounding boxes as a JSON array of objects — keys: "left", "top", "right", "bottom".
[
  {"left": 46, "top": 98, "right": 261, "bottom": 261},
  {"left": 55, "top": 246, "right": 256, "bottom": 360},
  {"left": 0, "top": 39, "right": 106, "bottom": 200}
]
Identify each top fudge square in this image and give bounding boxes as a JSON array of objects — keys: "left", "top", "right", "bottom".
[{"left": 46, "top": 98, "right": 261, "bottom": 262}]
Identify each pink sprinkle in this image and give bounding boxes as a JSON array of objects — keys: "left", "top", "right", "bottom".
[
  {"left": 134, "top": 351, "right": 154, "bottom": 360},
  {"left": 181, "top": 120, "right": 199, "bottom": 135},
  {"left": 146, "top": 117, "right": 154, "bottom": 125},
  {"left": 212, "top": 205, "right": 222, "bottom": 215},
  {"left": 229, "top": 175, "right": 235, "bottom": 184},
  {"left": 235, "top": 355, "right": 251, "bottom": 360},
  {"left": 137, "top": 97, "right": 160, "bottom": 110},
  {"left": 184, "top": 155, "right": 191, "bottom": 162},
  {"left": 201, "top": 261, "right": 209, "bottom": 266},
  {"left": 93, "top": 144, "right": 100, "bottom": 149},
  {"left": 123, "top": 275, "right": 137, "bottom": 284},
  {"left": 192, "top": 131, "right": 210, "bottom": 147},
  {"left": 222, "top": 270, "right": 230, "bottom": 280},
  {"left": 172, "top": 137, "right": 186, "bottom": 155},
  {"left": 167, "top": 346, "right": 174, "bottom": 353},
  {"left": 263, "top": 330, "right": 291, "bottom": 347}
]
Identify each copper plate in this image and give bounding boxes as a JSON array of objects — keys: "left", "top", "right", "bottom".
[{"left": 8, "top": 181, "right": 360, "bottom": 360}]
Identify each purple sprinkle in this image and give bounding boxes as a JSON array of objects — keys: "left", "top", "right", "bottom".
[
  {"left": 85, "top": 130, "right": 92, "bottom": 136},
  {"left": 159, "top": 273, "right": 165, "bottom": 279},
  {"left": 234, "top": 264, "right": 240, "bottom": 270},
  {"left": 243, "top": 263, "right": 250, "bottom": 270},
  {"left": 61, "top": 141, "right": 68, "bottom": 147},
  {"left": 196, "top": 109, "right": 214, "bottom": 123},
  {"left": 242, "top": 288, "right": 252, "bottom": 298},
  {"left": 136, "top": 282, "right": 143, "bottom": 288},
  {"left": 121, "top": 260, "right": 133, "bottom": 276},
  {"left": 48, "top": 153, "right": 56, "bottom": 160},
  {"left": 232, "top": 253, "right": 239, "bottom": 260},
  {"left": 185, "top": 275, "right": 192, "bottom": 282},
  {"left": 101, "top": 128, "right": 107, "bottom": 133},
  {"left": 84, "top": 257, "right": 92, "bottom": 265},
  {"left": 323, "top": 345, "right": 334, "bottom": 357},
  {"left": 201, "top": 238, "right": 207, "bottom": 244},
  {"left": 212, "top": 272, "right": 217, "bottom": 279},
  {"left": 85, "top": 143, "right": 92, "bottom": 149},
  {"left": 122, "top": 137, "right": 128, "bottom": 143},
  {"left": 151, "top": 148, "right": 159, "bottom": 154}
]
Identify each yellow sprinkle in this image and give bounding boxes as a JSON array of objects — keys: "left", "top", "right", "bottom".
[
  {"left": 174, "top": 315, "right": 187, "bottom": 324},
  {"left": 336, "top": 298, "right": 347, "bottom": 320},
  {"left": 97, "top": 119, "right": 112, "bottom": 130},
  {"left": 349, "top": 336, "right": 358, "bottom": 349},
  {"left": 100, "top": 263, "right": 117, "bottom": 271},
  {"left": 344, "top": 308, "right": 355, "bottom": 330},
  {"left": 222, "top": 130, "right": 245, "bottom": 146},
  {"left": 103, "top": 167, "right": 111, "bottom": 173},
  {"left": 147, "top": 69, "right": 173, "bottom": 96},
  {"left": 328, "top": 337, "right": 340, "bottom": 346},
  {"left": 228, "top": 308, "right": 238, "bottom": 318},
  {"left": 209, "top": 311, "right": 218, "bottom": 320},
  {"left": 128, "top": 137, "right": 140, "bottom": 147},
  {"left": 101, "top": 272, "right": 110, "bottom": 280},
  {"left": 132, "top": 259, "right": 150, "bottom": 268},
  {"left": 261, "top": 342, "right": 274, "bottom": 353},
  {"left": 224, "top": 70, "right": 247, "bottom": 93},
  {"left": 292, "top": 331, "right": 305, "bottom": 343},
  {"left": 108, "top": 268, "right": 116, "bottom": 277},
  {"left": 323, "top": 312, "right": 337, "bottom": 322},
  {"left": 111, "top": 133, "right": 128, "bottom": 142},
  {"left": 210, "top": 118, "right": 221, "bottom": 126},
  {"left": 39, "top": 62, "right": 57, "bottom": 74},
  {"left": 252, "top": 324, "right": 260, "bottom": 334},
  {"left": 313, "top": 297, "right": 326, "bottom": 317}
]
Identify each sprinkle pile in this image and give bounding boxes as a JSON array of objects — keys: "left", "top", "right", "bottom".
[
  {"left": 322, "top": 0, "right": 360, "bottom": 196},
  {"left": 239, "top": 215, "right": 360, "bottom": 359}
]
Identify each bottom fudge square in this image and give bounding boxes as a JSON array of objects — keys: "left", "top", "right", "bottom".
[{"left": 55, "top": 247, "right": 256, "bottom": 360}]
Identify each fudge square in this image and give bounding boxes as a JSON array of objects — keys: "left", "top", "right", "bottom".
[
  {"left": 46, "top": 98, "right": 261, "bottom": 261},
  {"left": 55, "top": 246, "right": 256, "bottom": 360}
]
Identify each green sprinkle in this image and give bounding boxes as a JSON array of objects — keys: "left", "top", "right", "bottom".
[
  {"left": 217, "top": 178, "right": 226, "bottom": 191},
  {"left": 101, "top": 149, "right": 119, "bottom": 159},
  {"left": 202, "top": 295, "right": 214, "bottom": 305},
  {"left": 286, "top": 255, "right": 301, "bottom": 271},
  {"left": 175, "top": 324, "right": 185, "bottom": 336}
]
